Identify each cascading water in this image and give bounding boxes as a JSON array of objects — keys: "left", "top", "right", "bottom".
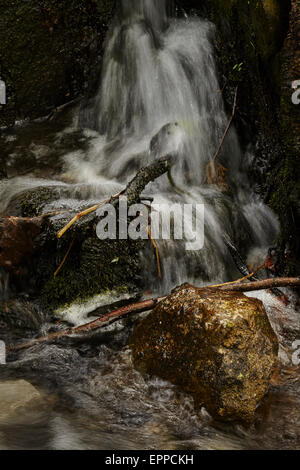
[
  {"left": 1, "top": 0, "right": 300, "bottom": 451},
  {"left": 0, "top": 0, "right": 280, "bottom": 295},
  {"left": 77, "top": 0, "right": 278, "bottom": 292}
]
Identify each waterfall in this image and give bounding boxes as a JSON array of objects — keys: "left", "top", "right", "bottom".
[
  {"left": 78, "top": 0, "right": 279, "bottom": 292},
  {"left": 80, "top": 0, "right": 238, "bottom": 185}
]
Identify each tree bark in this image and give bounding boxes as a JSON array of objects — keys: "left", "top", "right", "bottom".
[{"left": 125, "top": 155, "right": 173, "bottom": 205}]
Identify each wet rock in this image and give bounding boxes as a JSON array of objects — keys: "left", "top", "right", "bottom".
[
  {"left": 129, "top": 283, "right": 278, "bottom": 424},
  {"left": 149, "top": 122, "right": 181, "bottom": 157},
  {"left": 1, "top": 345, "right": 99, "bottom": 407},
  {"left": 0, "top": 158, "right": 172, "bottom": 311},
  {"left": 0, "top": 160, "right": 7, "bottom": 180},
  {"left": 0, "top": 380, "right": 44, "bottom": 424},
  {"left": 0, "top": 216, "right": 46, "bottom": 275},
  {"left": 0, "top": 299, "right": 44, "bottom": 338},
  {"left": 0, "top": 189, "right": 143, "bottom": 312},
  {"left": 0, "top": 0, "right": 115, "bottom": 126}
]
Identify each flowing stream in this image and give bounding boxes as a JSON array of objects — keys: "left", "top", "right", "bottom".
[{"left": 0, "top": 0, "right": 299, "bottom": 450}]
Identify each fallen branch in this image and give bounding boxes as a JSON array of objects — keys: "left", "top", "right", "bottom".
[
  {"left": 57, "top": 156, "right": 173, "bottom": 239},
  {"left": 218, "top": 277, "right": 300, "bottom": 292},
  {"left": 9, "top": 296, "right": 166, "bottom": 352},
  {"left": 9, "top": 277, "right": 299, "bottom": 352}
]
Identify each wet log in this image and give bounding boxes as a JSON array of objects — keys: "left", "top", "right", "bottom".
[
  {"left": 57, "top": 155, "right": 173, "bottom": 238},
  {"left": 125, "top": 155, "right": 173, "bottom": 205}
]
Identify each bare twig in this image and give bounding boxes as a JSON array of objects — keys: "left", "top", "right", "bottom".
[
  {"left": 57, "top": 204, "right": 101, "bottom": 239},
  {"left": 212, "top": 86, "right": 238, "bottom": 164},
  {"left": 57, "top": 192, "right": 123, "bottom": 239},
  {"left": 209, "top": 263, "right": 266, "bottom": 288},
  {"left": 223, "top": 234, "right": 285, "bottom": 298},
  {"left": 203, "top": 87, "right": 238, "bottom": 186},
  {"left": 54, "top": 240, "right": 75, "bottom": 278},
  {"left": 147, "top": 227, "right": 162, "bottom": 279}
]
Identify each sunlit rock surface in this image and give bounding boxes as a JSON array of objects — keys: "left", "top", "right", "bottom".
[
  {"left": 0, "top": 380, "right": 44, "bottom": 424},
  {"left": 130, "top": 283, "right": 278, "bottom": 424}
]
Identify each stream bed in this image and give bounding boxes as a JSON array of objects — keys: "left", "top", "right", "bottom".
[{"left": 0, "top": 0, "right": 299, "bottom": 451}]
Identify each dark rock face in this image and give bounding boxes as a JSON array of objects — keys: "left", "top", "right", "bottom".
[
  {"left": 0, "top": 0, "right": 115, "bottom": 127},
  {"left": 0, "top": 216, "right": 46, "bottom": 275},
  {"left": 0, "top": 299, "right": 44, "bottom": 339},
  {"left": 130, "top": 284, "right": 278, "bottom": 424},
  {"left": 188, "top": 0, "right": 298, "bottom": 275},
  {"left": 269, "top": 0, "right": 300, "bottom": 275}
]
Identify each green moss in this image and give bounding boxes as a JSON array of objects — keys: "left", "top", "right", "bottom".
[
  {"left": 20, "top": 187, "right": 60, "bottom": 217},
  {"left": 42, "top": 271, "right": 128, "bottom": 311},
  {"left": 38, "top": 236, "right": 143, "bottom": 312}
]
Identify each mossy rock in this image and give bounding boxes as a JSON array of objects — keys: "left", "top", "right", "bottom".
[
  {"left": 1, "top": 182, "right": 144, "bottom": 311},
  {"left": 130, "top": 283, "right": 278, "bottom": 425},
  {"left": 39, "top": 236, "right": 143, "bottom": 311}
]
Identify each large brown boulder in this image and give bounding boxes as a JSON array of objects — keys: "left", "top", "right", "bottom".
[{"left": 129, "top": 284, "right": 278, "bottom": 425}]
